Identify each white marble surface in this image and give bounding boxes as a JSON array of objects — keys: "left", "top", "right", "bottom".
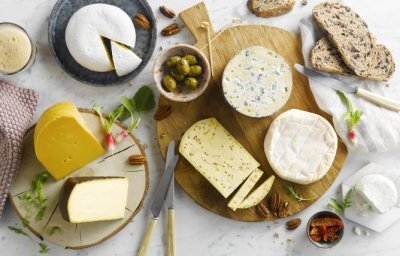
[{"left": 1, "top": 0, "right": 400, "bottom": 255}]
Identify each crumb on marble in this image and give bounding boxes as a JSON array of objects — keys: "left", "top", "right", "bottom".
[{"left": 273, "top": 232, "right": 280, "bottom": 238}]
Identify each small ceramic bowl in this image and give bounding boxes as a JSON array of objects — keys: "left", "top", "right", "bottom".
[
  {"left": 306, "top": 211, "right": 344, "bottom": 248},
  {"left": 153, "top": 44, "right": 211, "bottom": 102}
]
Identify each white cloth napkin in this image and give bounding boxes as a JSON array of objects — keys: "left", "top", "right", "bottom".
[{"left": 299, "top": 13, "right": 400, "bottom": 153}]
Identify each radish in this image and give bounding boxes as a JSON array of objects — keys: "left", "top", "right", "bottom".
[
  {"left": 115, "top": 96, "right": 140, "bottom": 144},
  {"left": 92, "top": 104, "right": 124, "bottom": 151},
  {"left": 337, "top": 91, "right": 363, "bottom": 145}
]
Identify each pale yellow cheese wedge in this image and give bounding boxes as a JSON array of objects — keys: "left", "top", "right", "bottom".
[
  {"left": 238, "top": 175, "right": 275, "bottom": 209},
  {"left": 34, "top": 102, "right": 105, "bottom": 180},
  {"left": 228, "top": 168, "right": 264, "bottom": 211}
]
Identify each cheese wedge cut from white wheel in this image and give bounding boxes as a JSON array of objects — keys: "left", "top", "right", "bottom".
[
  {"left": 59, "top": 177, "right": 129, "bottom": 223},
  {"left": 238, "top": 175, "right": 275, "bottom": 209},
  {"left": 355, "top": 174, "right": 397, "bottom": 213},
  {"left": 228, "top": 168, "right": 264, "bottom": 211},
  {"left": 65, "top": 4, "right": 137, "bottom": 72},
  {"left": 222, "top": 46, "right": 292, "bottom": 118},
  {"left": 264, "top": 109, "right": 338, "bottom": 185},
  {"left": 111, "top": 41, "right": 142, "bottom": 77},
  {"left": 179, "top": 118, "right": 260, "bottom": 198}
]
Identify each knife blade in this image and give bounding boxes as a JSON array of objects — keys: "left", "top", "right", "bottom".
[
  {"left": 294, "top": 64, "right": 356, "bottom": 94},
  {"left": 294, "top": 64, "right": 400, "bottom": 111}
]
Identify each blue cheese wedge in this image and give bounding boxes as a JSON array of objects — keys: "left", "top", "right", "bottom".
[
  {"left": 179, "top": 118, "right": 260, "bottom": 198},
  {"left": 65, "top": 4, "right": 137, "bottom": 72},
  {"left": 111, "top": 41, "right": 142, "bottom": 77},
  {"left": 228, "top": 168, "right": 264, "bottom": 211},
  {"left": 355, "top": 174, "right": 397, "bottom": 213},
  {"left": 222, "top": 46, "right": 292, "bottom": 118},
  {"left": 264, "top": 109, "right": 337, "bottom": 185},
  {"left": 238, "top": 175, "right": 275, "bottom": 209}
]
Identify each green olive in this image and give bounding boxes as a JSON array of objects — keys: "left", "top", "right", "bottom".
[
  {"left": 182, "top": 54, "right": 197, "bottom": 65},
  {"left": 162, "top": 75, "right": 177, "bottom": 91},
  {"left": 184, "top": 77, "right": 199, "bottom": 89},
  {"left": 176, "top": 59, "right": 190, "bottom": 75},
  {"left": 189, "top": 65, "right": 202, "bottom": 77},
  {"left": 170, "top": 69, "right": 185, "bottom": 82},
  {"left": 166, "top": 56, "right": 181, "bottom": 68}
]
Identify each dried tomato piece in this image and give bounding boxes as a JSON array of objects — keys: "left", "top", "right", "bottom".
[
  {"left": 310, "top": 217, "right": 343, "bottom": 228},
  {"left": 310, "top": 235, "right": 321, "bottom": 242}
]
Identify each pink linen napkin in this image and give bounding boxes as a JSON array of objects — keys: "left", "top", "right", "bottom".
[{"left": 0, "top": 79, "right": 38, "bottom": 218}]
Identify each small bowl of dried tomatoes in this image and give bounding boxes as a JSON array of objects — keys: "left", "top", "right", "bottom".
[{"left": 306, "top": 211, "right": 344, "bottom": 248}]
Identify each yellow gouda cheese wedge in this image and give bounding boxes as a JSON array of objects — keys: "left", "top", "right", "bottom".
[{"left": 34, "top": 102, "right": 104, "bottom": 180}]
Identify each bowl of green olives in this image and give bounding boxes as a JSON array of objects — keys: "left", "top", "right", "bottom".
[{"left": 153, "top": 44, "right": 211, "bottom": 102}]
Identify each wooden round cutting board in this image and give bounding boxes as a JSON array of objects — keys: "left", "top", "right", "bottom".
[
  {"left": 156, "top": 2, "right": 347, "bottom": 222},
  {"left": 9, "top": 110, "right": 149, "bottom": 249}
]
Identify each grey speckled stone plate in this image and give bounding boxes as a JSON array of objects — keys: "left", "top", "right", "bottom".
[{"left": 48, "top": 0, "right": 157, "bottom": 86}]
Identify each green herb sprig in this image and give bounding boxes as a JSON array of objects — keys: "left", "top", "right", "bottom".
[
  {"left": 286, "top": 184, "right": 317, "bottom": 202},
  {"left": 48, "top": 226, "right": 61, "bottom": 236},
  {"left": 39, "top": 243, "right": 49, "bottom": 253},
  {"left": 328, "top": 188, "right": 353, "bottom": 213}
]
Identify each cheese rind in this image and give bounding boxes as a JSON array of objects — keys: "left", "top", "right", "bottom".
[
  {"left": 228, "top": 168, "right": 264, "bottom": 211},
  {"left": 111, "top": 41, "right": 142, "bottom": 77},
  {"left": 34, "top": 102, "right": 105, "bottom": 180},
  {"left": 179, "top": 118, "right": 260, "bottom": 198},
  {"left": 238, "top": 175, "right": 275, "bottom": 209},
  {"left": 222, "top": 46, "right": 292, "bottom": 118},
  {"left": 264, "top": 109, "right": 337, "bottom": 185},
  {"left": 355, "top": 174, "right": 397, "bottom": 213},
  {"left": 59, "top": 177, "right": 129, "bottom": 223},
  {"left": 65, "top": 4, "right": 136, "bottom": 72}
]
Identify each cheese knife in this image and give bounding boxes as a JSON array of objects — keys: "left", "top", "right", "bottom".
[
  {"left": 294, "top": 64, "right": 400, "bottom": 112},
  {"left": 165, "top": 172, "right": 175, "bottom": 256},
  {"left": 137, "top": 141, "right": 178, "bottom": 256}
]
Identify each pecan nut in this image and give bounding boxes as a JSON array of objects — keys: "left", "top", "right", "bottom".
[
  {"left": 128, "top": 155, "right": 147, "bottom": 165},
  {"left": 286, "top": 218, "right": 301, "bottom": 230},
  {"left": 159, "top": 5, "right": 176, "bottom": 19},
  {"left": 154, "top": 105, "right": 172, "bottom": 121},
  {"left": 269, "top": 193, "right": 281, "bottom": 216},
  {"left": 134, "top": 13, "right": 151, "bottom": 30},
  {"left": 278, "top": 201, "right": 289, "bottom": 218},
  {"left": 255, "top": 203, "right": 270, "bottom": 218},
  {"left": 161, "top": 23, "right": 180, "bottom": 36}
]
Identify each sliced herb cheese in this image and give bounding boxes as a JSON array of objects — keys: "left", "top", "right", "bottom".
[
  {"left": 179, "top": 118, "right": 260, "bottom": 198},
  {"left": 228, "top": 168, "right": 264, "bottom": 211},
  {"left": 238, "top": 175, "right": 275, "bottom": 209},
  {"left": 264, "top": 109, "right": 338, "bottom": 185},
  {"left": 222, "top": 46, "right": 292, "bottom": 118}
]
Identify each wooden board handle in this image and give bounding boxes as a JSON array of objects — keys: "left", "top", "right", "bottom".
[
  {"left": 167, "top": 209, "right": 176, "bottom": 256},
  {"left": 136, "top": 218, "right": 158, "bottom": 256},
  {"left": 179, "top": 2, "right": 215, "bottom": 46},
  {"left": 356, "top": 88, "right": 400, "bottom": 112}
]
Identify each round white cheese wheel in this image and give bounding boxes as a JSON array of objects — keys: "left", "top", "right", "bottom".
[
  {"left": 222, "top": 46, "right": 292, "bottom": 118},
  {"left": 264, "top": 109, "right": 338, "bottom": 184},
  {"left": 65, "top": 4, "right": 136, "bottom": 72},
  {"left": 355, "top": 174, "right": 397, "bottom": 213}
]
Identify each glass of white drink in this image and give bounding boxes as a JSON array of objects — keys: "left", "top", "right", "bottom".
[{"left": 0, "top": 22, "right": 36, "bottom": 75}]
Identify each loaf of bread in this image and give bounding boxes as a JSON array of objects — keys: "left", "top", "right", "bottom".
[
  {"left": 247, "top": 0, "right": 295, "bottom": 18},
  {"left": 312, "top": 2, "right": 377, "bottom": 77},
  {"left": 311, "top": 37, "right": 395, "bottom": 81}
]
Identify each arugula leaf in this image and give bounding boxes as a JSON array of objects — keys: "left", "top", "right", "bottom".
[
  {"left": 121, "top": 96, "right": 140, "bottom": 131},
  {"left": 38, "top": 243, "right": 49, "bottom": 253},
  {"left": 286, "top": 184, "right": 317, "bottom": 202},
  {"left": 48, "top": 226, "right": 61, "bottom": 236},
  {"left": 328, "top": 188, "right": 353, "bottom": 213},
  {"left": 8, "top": 226, "right": 32, "bottom": 239},
  {"left": 133, "top": 86, "right": 155, "bottom": 112},
  {"left": 337, "top": 91, "right": 363, "bottom": 130}
]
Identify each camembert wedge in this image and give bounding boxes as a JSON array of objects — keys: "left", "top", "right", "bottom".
[
  {"left": 238, "top": 175, "right": 275, "bottom": 209},
  {"left": 228, "top": 168, "right": 264, "bottom": 211},
  {"left": 179, "top": 118, "right": 260, "bottom": 198}
]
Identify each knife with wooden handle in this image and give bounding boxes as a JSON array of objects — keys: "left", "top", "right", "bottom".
[
  {"left": 295, "top": 64, "right": 400, "bottom": 112},
  {"left": 166, "top": 172, "right": 175, "bottom": 256}
]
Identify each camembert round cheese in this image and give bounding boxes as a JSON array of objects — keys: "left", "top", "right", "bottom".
[
  {"left": 222, "top": 46, "right": 292, "bottom": 118},
  {"left": 264, "top": 109, "right": 338, "bottom": 185},
  {"left": 65, "top": 4, "right": 136, "bottom": 72}
]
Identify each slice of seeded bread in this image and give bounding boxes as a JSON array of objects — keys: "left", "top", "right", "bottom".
[
  {"left": 312, "top": 2, "right": 377, "bottom": 77},
  {"left": 247, "top": 0, "right": 295, "bottom": 18},
  {"left": 311, "top": 37, "right": 396, "bottom": 81}
]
